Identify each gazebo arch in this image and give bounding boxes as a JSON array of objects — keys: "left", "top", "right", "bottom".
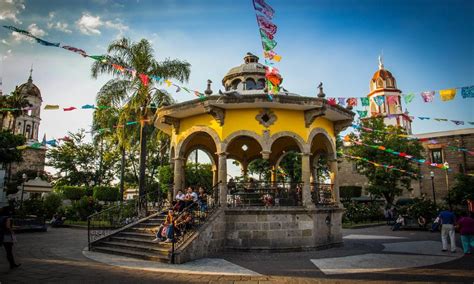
[
  {"left": 308, "top": 128, "right": 336, "bottom": 159},
  {"left": 269, "top": 131, "right": 307, "bottom": 153},
  {"left": 222, "top": 130, "right": 265, "bottom": 153}
]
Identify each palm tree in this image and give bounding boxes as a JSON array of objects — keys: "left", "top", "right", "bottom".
[
  {"left": 91, "top": 38, "right": 190, "bottom": 213},
  {"left": 5, "top": 87, "right": 32, "bottom": 132}
]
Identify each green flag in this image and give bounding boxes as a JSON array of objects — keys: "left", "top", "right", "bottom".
[{"left": 260, "top": 29, "right": 277, "bottom": 51}]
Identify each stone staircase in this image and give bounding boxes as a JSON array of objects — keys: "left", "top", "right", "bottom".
[{"left": 90, "top": 212, "right": 173, "bottom": 263}]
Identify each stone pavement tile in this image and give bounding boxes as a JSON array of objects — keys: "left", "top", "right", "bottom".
[{"left": 234, "top": 281, "right": 259, "bottom": 284}]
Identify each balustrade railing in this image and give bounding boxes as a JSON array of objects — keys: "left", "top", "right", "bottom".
[
  {"left": 311, "top": 183, "right": 336, "bottom": 206},
  {"left": 227, "top": 181, "right": 303, "bottom": 207},
  {"left": 87, "top": 187, "right": 167, "bottom": 250}
]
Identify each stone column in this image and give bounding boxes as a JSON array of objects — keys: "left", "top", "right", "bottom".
[
  {"left": 329, "top": 159, "right": 340, "bottom": 205},
  {"left": 173, "top": 157, "right": 185, "bottom": 197},
  {"left": 301, "top": 152, "right": 313, "bottom": 207},
  {"left": 217, "top": 152, "right": 228, "bottom": 206},
  {"left": 212, "top": 167, "right": 218, "bottom": 186}
]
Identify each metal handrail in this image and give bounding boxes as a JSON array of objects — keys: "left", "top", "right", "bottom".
[
  {"left": 87, "top": 186, "right": 168, "bottom": 250},
  {"left": 170, "top": 181, "right": 221, "bottom": 264}
]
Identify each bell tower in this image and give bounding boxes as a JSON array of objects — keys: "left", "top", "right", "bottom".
[{"left": 367, "top": 56, "right": 412, "bottom": 134}]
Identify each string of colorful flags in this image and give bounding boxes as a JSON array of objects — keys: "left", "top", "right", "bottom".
[
  {"left": 252, "top": 0, "right": 283, "bottom": 100},
  {"left": 338, "top": 152, "right": 419, "bottom": 177},
  {"left": 10, "top": 117, "right": 151, "bottom": 150},
  {"left": 326, "top": 85, "right": 473, "bottom": 108},
  {"left": 2, "top": 25, "right": 207, "bottom": 101},
  {"left": 343, "top": 136, "right": 451, "bottom": 169},
  {"left": 350, "top": 124, "right": 474, "bottom": 155}
]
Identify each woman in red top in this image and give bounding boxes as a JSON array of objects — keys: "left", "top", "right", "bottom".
[{"left": 457, "top": 212, "right": 474, "bottom": 255}]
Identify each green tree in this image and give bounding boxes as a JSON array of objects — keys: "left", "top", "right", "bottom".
[
  {"left": 185, "top": 163, "right": 213, "bottom": 190},
  {"left": 278, "top": 151, "right": 301, "bottom": 183},
  {"left": 0, "top": 129, "right": 25, "bottom": 166},
  {"left": 4, "top": 86, "right": 32, "bottom": 130},
  {"left": 248, "top": 158, "right": 271, "bottom": 181},
  {"left": 47, "top": 130, "right": 116, "bottom": 186},
  {"left": 91, "top": 38, "right": 190, "bottom": 210},
  {"left": 346, "top": 118, "right": 423, "bottom": 206},
  {"left": 449, "top": 174, "right": 474, "bottom": 206}
]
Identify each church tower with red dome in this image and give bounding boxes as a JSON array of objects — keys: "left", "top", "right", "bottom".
[{"left": 367, "top": 57, "right": 412, "bottom": 134}]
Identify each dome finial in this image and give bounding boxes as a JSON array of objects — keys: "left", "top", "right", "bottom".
[
  {"left": 378, "top": 54, "right": 384, "bottom": 70},
  {"left": 205, "top": 79, "right": 213, "bottom": 95},
  {"left": 28, "top": 64, "right": 33, "bottom": 83}
]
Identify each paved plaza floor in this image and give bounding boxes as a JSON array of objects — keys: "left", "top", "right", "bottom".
[{"left": 1, "top": 225, "right": 473, "bottom": 283}]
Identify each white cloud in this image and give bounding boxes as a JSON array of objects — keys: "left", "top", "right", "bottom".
[
  {"left": 76, "top": 13, "right": 102, "bottom": 35},
  {"left": 0, "top": 0, "right": 25, "bottom": 24},
  {"left": 1, "top": 39, "right": 9, "bottom": 45},
  {"left": 76, "top": 13, "right": 129, "bottom": 36},
  {"left": 11, "top": 23, "right": 46, "bottom": 43},
  {"left": 1, "top": 49, "right": 12, "bottom": 60},
  {"left": 46, "top": 11, "right": 72, "bottom": 33}
]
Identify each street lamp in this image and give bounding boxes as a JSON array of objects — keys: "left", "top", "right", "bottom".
[
  {"left": 430, "top": 171, "right": 436, "bottom": 207},
  {"left": 19, "top": 173, "right": 27, "bottom": 211},
  {"left": 444, "top": 162, "right": 451, "bottom": 210}
]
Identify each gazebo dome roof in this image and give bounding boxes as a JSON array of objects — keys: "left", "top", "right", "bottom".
[{"left": 222, "top": 52, "right": 266, "bottom": 86}]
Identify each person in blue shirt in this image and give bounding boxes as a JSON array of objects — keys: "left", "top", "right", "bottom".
[{"left": 438, "top": 210, "right": 457, "bottom": 253}]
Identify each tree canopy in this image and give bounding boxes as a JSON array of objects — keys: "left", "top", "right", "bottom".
[{"left": 345, "top": 118, "right": 423, "bottom": 205}]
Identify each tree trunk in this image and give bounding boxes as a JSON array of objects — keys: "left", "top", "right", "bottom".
[
  {"left": 138, "top": 121, "right": 147, "bottom": 215},
  {"left": 119, "top": 146, "right": 126, "bottom": 202}
]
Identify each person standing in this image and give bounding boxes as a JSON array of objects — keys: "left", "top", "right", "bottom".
[
  {"left": 0, "top": 206, "right": 21, "bottom": 269},
  {"left": 456, "top": 212, "right": 474, "bottom": 255},
  {"left": 438, "top": 209, "right": 457, "bottom": 253}
]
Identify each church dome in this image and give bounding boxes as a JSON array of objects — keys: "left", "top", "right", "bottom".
[
  {"left": 222, "top": 52, "right": 267, "bottom": 92},
  {"left": 18, "top": 75, "right": 42, "bottom": 101},
  {"left": 370, "top": 67, "right": 397, "bottom": 92}
]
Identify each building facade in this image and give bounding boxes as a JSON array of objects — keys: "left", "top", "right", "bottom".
[
  {"left": 339, "top": 59, "right": 474, "bottom": 201},
  {"left": 1, "top": 70, "right": 47, "bottom": 182}
]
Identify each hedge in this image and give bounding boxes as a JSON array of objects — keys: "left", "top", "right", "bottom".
[{"left": 93, "top": 186, "right": 120, "bottom": 202}]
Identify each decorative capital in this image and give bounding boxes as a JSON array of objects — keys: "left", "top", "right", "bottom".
[
  {"left": 205, "top": 105, "right": 225, "bottom": 126},
  {"left": 334, "top": 119, "right": 353, "bottom": 134},
  {"left": 304, "top": 107, "right": 326, "bottom": 128},
  {"left": 260, "top": 150, "right": 271, "bottom": 160},
  {"left": 256, "top": 108, "right": 277, "bottom": 128},
  {"left": 161, "top": 116, "right": 180, "bottom": 134}
]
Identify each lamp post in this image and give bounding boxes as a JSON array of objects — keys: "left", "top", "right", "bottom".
[
  {"left": 19, "top": 173, "right": 27, "bottom": 211},
  {"left": 430, "top": 171, "right": 436, "bottom": 207},
  {"left": 444, "top": 162, "right": 451, "bottom": 210}
]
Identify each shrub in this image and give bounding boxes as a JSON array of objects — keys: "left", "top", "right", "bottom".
[
  {"left": 71, "top": 196, "right": 101, "bottom": 221},
  {"left": 43, "top": 193, "right": 63, "bottom": 218},
  {"left": 398, "top": 198, "right": 439, "bottom": 221},
  {"left": 21, "top": 199, "right": 45, "bottom": 217},
  {"left": 58, "top": 186, "right": 86, "bottom": 200},
  {"left": 340, "top": 186, "right": 362, "bottom": 201},
  {"left": 93, "top": 186, "right": 120, "bottom": 202},
  {"left": 343, "top": 201, "right": 383, "bottom": 223}
]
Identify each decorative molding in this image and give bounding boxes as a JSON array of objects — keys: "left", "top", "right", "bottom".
[
  {"left": 334, "top": 119, "right": 353, "bottom": 134},
  {"left": 205, "top": 105, "right": 225, "bottom": 126},
  {"left": 304, "top": 106, "right": 326, "bottom": 128},
  {"left": 256, "top": 108, "right": 277, "bottom": 128},
  {"left": 161, "top": 116, "right": 180, "bottom": 134}
]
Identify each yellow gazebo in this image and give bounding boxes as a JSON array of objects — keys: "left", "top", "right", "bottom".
[{"left": 154, "top": 52, "right": 354, "bottom": 253}]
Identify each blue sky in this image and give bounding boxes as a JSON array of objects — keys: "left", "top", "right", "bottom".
[{"left": 1, "top": 0, "right": 473, "bottom": 144}]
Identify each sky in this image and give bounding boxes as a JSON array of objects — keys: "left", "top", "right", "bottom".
[{"left": 0, "top": 0, "right": 473, "bottom": 176}]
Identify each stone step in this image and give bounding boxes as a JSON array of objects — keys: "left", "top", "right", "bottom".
[
  {"left": 118, "top": 231, "right": 155, "bottom": 239},
  {"left": 126, "top": 227, "right": 156, "bottom": 234},
  {"left": 92, "top": 246, "right": 170, "bottom": 262},
  {"left": 99, "top": 241, "right": 171, "bottom": 255},
  {"left": 110, "top": 236, "right": 173, "bottom": 247},
  {"left": 136, "top": 222, "right": 163, "bottom": 227}
]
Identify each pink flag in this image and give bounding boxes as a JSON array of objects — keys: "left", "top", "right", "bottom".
[
  {"left": 421, "top": 91, "right": 435, "bottom": 102},
  {"left": 387, "top": 96, "right": 398, "bottom": 105},
  {"left": 63, "top": 107, "right": 76, "bottom": 111},
  {"left": 257, "top": 15, "right": 277, "bottom": 36}
]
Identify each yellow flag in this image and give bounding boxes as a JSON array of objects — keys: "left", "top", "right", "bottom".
[
  {"left": 44, "top": 104, "right": 60, "bottom": 110},
  {"left": 273, "top": 55, "right": 282, "bottom": 62},
  {"left": 16, "top": 145, "right": 28, "bottom": 150},
  {"left": 439, "top": 89, "right": 456, "bottom": 101},
  {"left": 165, "top": 79, "right": 172, "bottom": 87}
]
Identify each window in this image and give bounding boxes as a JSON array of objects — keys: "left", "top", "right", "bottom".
[
  {"left": 376, "top": 78, "right": 384, "bottom": 88},
  {"left": 231, "top": 79, "right": 242, "bottom": 90},
  {"left": 430, "top": 149, "right": 443, "bottom": 164},
  {"left": 257, "top": 79, "right": 266, "bottom": 90},
  {"left": 245, "top": 78, "right": 256, "bottom": 90}
]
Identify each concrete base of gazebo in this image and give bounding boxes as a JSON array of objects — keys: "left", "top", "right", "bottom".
[{"left": 172, "top": 206, "right": 343, "bottom": 264}]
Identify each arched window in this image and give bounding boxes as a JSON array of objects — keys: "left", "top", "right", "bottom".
[
  {"left": 231, "top": 79, "right": 242, "bottom": 90},
  {"left": 376, "top": 78, "right": 384, "bottom": 88},
  {"left": 257, "top": 79, "right": 266, "bottom": 89},
  {"left": 26, "top": 124, "right": 31, "bottom": 139},
  {"left": 245, "top": 78, "right": 257, "bottom": 90},
  {"left": 386, "top": 78, "right": 393, "bottom": 87}
]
